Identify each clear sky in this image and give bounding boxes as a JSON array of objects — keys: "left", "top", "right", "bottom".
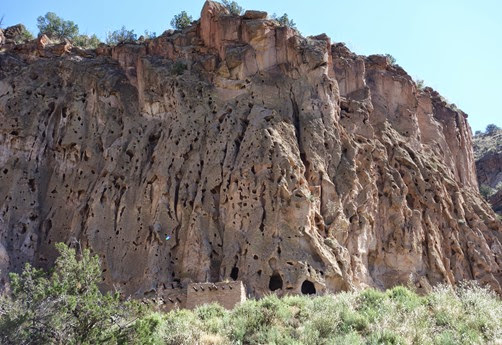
[{"left": 2, "top": 0, "right": 501, "bottom": 132}]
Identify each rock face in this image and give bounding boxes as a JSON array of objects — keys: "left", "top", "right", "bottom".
[
  {"left": 0, "top": 2, "right": 501, "bottom": 297},
  {"left": 474, "top": 128, "right": 502, "bottom": 215}
]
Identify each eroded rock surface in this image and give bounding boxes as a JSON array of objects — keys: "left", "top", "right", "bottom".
[
  {"left": 0, "top": 1, "right": 500, "bottom": 297},
  {"left": 474, "top": 128, "right": 502, "bottom": 215}
]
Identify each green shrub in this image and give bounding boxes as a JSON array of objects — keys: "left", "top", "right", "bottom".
[
  {"left": 195, "top": 303, "right": 226, "bottom": 334},
  {"left": 416, "top": 79, "right": 425, "bottom": 90},
  {"left": 16, "top": 26, "right": 34, "bottom": 44},
  {"left": 357, "top": 288, "right": 386, "bottom": 323},
  {"left": 162, "top": 309, "right": 204, "bottom": 345},
  {"left": 0, "top": 243, "right": 139, "bottom": 344},
  {"left": 222, "top": 0, "right": 243, "bottom": 15},
  {"left": 170, "top": 11, "right": 192, "bottom": 30},
  {"left": 367, "top": 329, "right": 405, "bottom": 345},
  {"left": 272, "top": 13, "right": 297, "bottom": 29},
  {"left": 385, "top": 54, "right": 397, "bottom": 65},
  {"left": 485, "top": 123, "right": 501, "bottom": 135},
  {"left": 479, "top": 184, "right": 495, "bottom": 199},
  {"left": 386, "top": 285, "right": 424, "bottom": 310},
  {"left": 37, "top": 12, "right": 79, "bottom": 40},
  {"left": 171, "top": 61, "right": 187, "bottom": 76},
  {"left": 143, "top": 30, "right": 157, "bottom": 40},
  {"left": 119, "top": 312, "right": 166, "bottom": 345},
  {"left": 106, "top": 26, "right": 137, "bottom": 45},
  {"left": 72, "top": 33, "right": 101, "bottom": 49}
]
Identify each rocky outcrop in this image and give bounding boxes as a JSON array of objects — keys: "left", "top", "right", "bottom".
[
  {"left": 0, "top": 1, "right": 500, "bottom": 298},
  {"left": 474, "top": 128, "right": 502, "bottom": 215}
]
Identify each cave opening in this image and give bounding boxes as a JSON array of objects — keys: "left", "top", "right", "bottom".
[
  {"left": 230, "top": 266, "right": 239, "bottom": 281},
  {"left": 269, "top": 272, "right": 283, "bottom": 291},
  {"left": 301, "top": 280, "right": 316, "bottom": 295}
]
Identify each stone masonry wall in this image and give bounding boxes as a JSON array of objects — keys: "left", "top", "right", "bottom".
[
  {"left": 186, "top": 281, "right": 246, "bottom": 310},
  {"left": 156, "top": 285, "right": 187, "bottom": 311},
  {"left": 153, "top": 281, "right": 246, "bottom": 311}
]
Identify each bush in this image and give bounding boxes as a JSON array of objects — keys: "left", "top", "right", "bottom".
[
  {"left": 222, "top": 0, "right": 243, "bottom": 15},
  {"left": 72, "top": 33, "right": 101, "bottom": 49},
  {"left": 142, "top": 30, "right": 157, "bottom": 40},
  {"left": 37, "top": 12, "right": 79, "bottom": 40},
  {"left": 171, "top": 61, "right": 187, "bottom": 76},
  {"left": 0, "top": 243, "right": 139, "bottom": 344},
  {"left": 416, "top": 79, "right": 425, "bottom": 90},
  {"left": 170, "top": 11, "right": 193, "bottom": 30},
  {"left": 15, "top": 26, "right": 34, "bottom": 44},
  {"left": 385, "top": 54, "right": 397, "bottom": 65},
  {"left": 272, "top": 13, "right": 297, "bottom": 29},
  {"left": 485, "top": 123, "right": 501, "bottom": 135},
  {"left": 106, "top": 26, "right": 137, "bottom": 45},
  {"left": 480, "top": 184, "right": 495, "bottom": 199}
]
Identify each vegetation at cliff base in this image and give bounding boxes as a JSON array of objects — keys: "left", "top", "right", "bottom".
[
  {"left": 0, "top": 243, "right": 142, "bottom": 344},
  {"left": 1, "top": 243, "right": 501, "bottom": 344},
  {"left": 128, "top": 285, "right": 501, "bottom": 345}
]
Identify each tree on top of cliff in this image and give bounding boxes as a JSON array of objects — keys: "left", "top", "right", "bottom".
[
  {"left": 171, "top": 11, "right": 193, "bottom": 30},
  {"left": 73, "top": 33, "right": 101, "bottom": 49},
  {"left": 485, "top": 124, "right": 501, "bottom": 135},
  {"left": 105, "top": 26, "right": 137, "bottom": 45},
  {"left": 222, "top": 0, "right": 243, "bottom": 15},
  {"left": 385, "top": 54, "right": 397, "bottom": 65},
  {"left": 271, "top": 13, "right": 297, "bottom": 29},
  {"left": 36, "top": 12, "right": 102, "bottom": 49},
  {"left": 37, "top": 12, "right": 79, "bottom": 40}
]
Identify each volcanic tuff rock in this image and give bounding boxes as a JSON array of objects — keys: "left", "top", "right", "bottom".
[
  {"left": 0, "top": 1, "right": 501, "bottom": 297},
  {"left": 474, "top": 128, "right": 502, "bottom": 215}
]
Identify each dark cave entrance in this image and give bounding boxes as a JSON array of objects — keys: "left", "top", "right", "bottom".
[
  {"left": 269, "top": 272, "right": 283, "bottom": 291},
  {"left": 230, "top": 266, "right": 239, "bottom": 281},
  {"left": 301, "top": 280, "right": 316, "bottom": 295}
]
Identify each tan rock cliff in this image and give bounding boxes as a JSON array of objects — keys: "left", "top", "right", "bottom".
[
  {"left": 0, "top": 1, "right": 500, "bottom": 297},
  {"left": 474, "top": 128, "right": 502, "bottom": 215}
]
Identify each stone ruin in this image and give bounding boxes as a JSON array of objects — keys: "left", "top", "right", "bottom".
[{"left": 150, "top": 281, "right": 246, "bottom": 311}]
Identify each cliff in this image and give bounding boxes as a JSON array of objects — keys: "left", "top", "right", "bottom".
[
  {"left": 474, "top": 128, "right": 502, "bottom": 215},
  {"left": 0, "top": 1, "right": 500, "bottom": 297}
]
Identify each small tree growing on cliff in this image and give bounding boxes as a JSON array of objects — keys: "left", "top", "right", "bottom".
[
  {"left": 73, "top": 33, "right": 101, "bottom": 49},
  {"left": 106, "top": 26, "right": 137, "bottom": 45},
  {"left": 485, "top": 124, "right": 501, "bottom": 135},
  {"left": 222, "top": 0, "right": 243, "bottom": 15},
  {"left": 385, "top": 54, "right": 397, "bottom": 65},
  {"left": 272, "top": 13, "right": 297, "bottom": 29},
  {"left": 12, "top": 25, "right": 35, "bottom": 44},
  {"left": 37, "top": 12, "right": 79, "bottom": 40},
  {"left": 416, "top": 79, "right": 425, "bottom": 90},
  {"left": 170, "top": 11, "right": 193, "bottom": 30},
  {"left": 479, "top": 184, "right": 495, "bottom": 200}
]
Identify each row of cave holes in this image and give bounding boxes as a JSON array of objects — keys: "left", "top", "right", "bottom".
[{"left": 230, "top": 267, "right": 316, "bottom": 295}]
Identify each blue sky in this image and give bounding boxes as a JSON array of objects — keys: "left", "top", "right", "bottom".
[{"left": 2, "top": 0, "right": 501, "bottom": 132}]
